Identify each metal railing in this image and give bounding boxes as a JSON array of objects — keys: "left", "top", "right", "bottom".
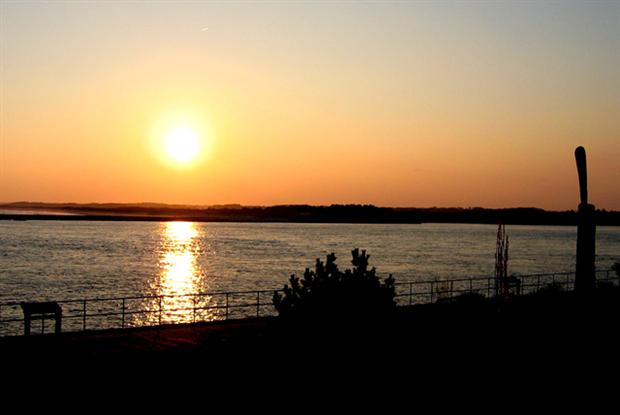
[
  {"left": 392, "top": 269, "right": 616, "bottom": 305},
  {"left": 0, "top": 288, "right": 281, "bottom": 337},
  {"left": 0, "top": 269, "right": 617, "bottom": 337}
]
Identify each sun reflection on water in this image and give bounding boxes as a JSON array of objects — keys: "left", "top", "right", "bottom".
[
  {"left": 165, "top": 221, "right": 198, "bottom": 243},
  {"left": 162, "top": 250, "right": 195, "bottom": 292},
  {"left": 139, "top": 221, "right": 212, "bottom": 325},
  {"left": 161, "top": 222, "right": 198, "bottom": 295}
]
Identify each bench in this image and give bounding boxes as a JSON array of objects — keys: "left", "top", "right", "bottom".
[{"left": 20, "top": 301, "right": 62, "bottom": 336}]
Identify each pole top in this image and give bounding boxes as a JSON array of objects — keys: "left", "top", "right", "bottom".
[{"left": 575, "top": 146, "right": 588, "bottom": 205}]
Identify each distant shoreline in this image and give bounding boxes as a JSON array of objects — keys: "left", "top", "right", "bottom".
[
  {"left": 1, "top": 203, "right": 619, "bottom": 226},
  {"left": 0, "top": 213, "right": 424, "bottom": 224}
]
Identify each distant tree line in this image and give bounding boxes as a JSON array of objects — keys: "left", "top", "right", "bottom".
[
  {"left": 1, "top": 202, "right": 619, "bottom": 225},
  {"left": 398, "top": 207, "right": 620, "bottom": 226}
]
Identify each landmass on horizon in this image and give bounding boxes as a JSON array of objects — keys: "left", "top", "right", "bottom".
[{"left": 1, "top": 202, "right": 618, "bottom": 226}]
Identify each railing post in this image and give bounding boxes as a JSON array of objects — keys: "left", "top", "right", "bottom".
[
  {"left": 225, "top": 293, "right": 229, "bottom": 320},
  {"left": 159, "top": 296, "right": 163, "bottom": 326},
  {"left": 256, "top": 292, "right": 260, "bottom": 318},
  {"left": 537, "top": 275, "right": 541, "bottom": 292},
  {"left": 193, "top": 296, "right": 197, "bottom": 324},
  {"left": 409, "top": 283, "right": 413, "bottom": 306},
  {"left": 487, "top": 278, "right": 491, "bottom": 298},
  {"left": 429, "top": 282, "right": 434, "bottom": 303},
  {"left": 121, "top": 298, "right": 126, "bottom": 329},
  {"left": 82, "top": 300, "right": 87, "bottom": 331},
  {"left": 469, "top": 278, "right": 473, "bottom": 294}
]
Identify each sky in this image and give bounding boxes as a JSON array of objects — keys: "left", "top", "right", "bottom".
[{"left": 1, "top": 1, "right": 618, "bottom": 210}]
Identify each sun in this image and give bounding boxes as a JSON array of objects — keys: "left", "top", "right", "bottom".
[
  {"left": 149, "top": 109, "right": 213, "bottom": 168},
  {"left": 164, "top": 127, "right": 201, "bottom": 164}
]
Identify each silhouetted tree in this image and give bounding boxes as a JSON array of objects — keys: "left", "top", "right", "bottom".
[{"left": 273, "top": 249, "right": 395, "bottom": 322}]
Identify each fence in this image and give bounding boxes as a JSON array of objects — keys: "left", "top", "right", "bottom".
[
  {"left": 0, "top": 289, "right": 280, "bottom": 336},
  {"left": 0, "top": 269, "right": 617, "bottom": 337},
  {"left": 393, "top": 269, "right": 616, "bottom": 305}
]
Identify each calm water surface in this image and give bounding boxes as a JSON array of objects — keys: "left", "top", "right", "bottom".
[{"left": 1, "top": 221, "right": 619, "bottom": 304}]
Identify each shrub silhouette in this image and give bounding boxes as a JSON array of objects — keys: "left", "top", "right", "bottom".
[
  {"left": 454, "top": 291, "right": 487, "bottom": 306},
  {"left": 273, "top": 249, "right": 395, "bottom": 322},
  {"left": 536, "top": 281, "right": 565, "bottom": 297}
]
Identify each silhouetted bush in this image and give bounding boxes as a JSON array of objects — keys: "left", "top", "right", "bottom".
[
  {"left": 454, "top": 292, "right": 487, "bottom": 306},
  {"left": 535, "top": 282, "right": 565, "bottom": 297},
  {"left": 597, "top": 281, "right": 616, "bottom": 290},
  {"left": 612, "top": 262, "right": 620, "bottom": 278},
  {"left": 273, "top": 249, "right": 395, "bottom": 322}
]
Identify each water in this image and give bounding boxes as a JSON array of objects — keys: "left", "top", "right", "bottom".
[
  {"left": 1, "top": 221, "right": 618, "bottom": 303},
  {"left": 0, "top": 221, "right": 618, "bottom": 333}
]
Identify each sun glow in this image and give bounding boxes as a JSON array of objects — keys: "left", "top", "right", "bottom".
[
  {"left": 164, "top": 127, "right": 201, "bottom": 164},
  {"left": 149, "top": 110, "right": 213, "bottom": 169}
]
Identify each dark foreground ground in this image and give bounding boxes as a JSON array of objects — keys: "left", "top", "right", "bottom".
[{"left": 1, "top": 287, "right": 619, "bottom": 383}]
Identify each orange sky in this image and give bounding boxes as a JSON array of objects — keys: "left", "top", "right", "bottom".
[{"left": 1, "top": 2, "right": 619, "bottom": 210}]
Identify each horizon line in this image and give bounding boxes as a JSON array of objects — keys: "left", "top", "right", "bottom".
[{"left": 1, "top": 200, "right": 618, "bottom": 213}]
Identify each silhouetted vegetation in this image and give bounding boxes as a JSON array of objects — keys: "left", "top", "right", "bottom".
[
  {"left": 454, "top": 291, "right": 487, "bottom": 306},
  {"left": 613, "top": 262, "right": 620, "bottom": 278},
  {"left": 273, "top": 249, "right": 395, "bottom": 323},
  {"left": 535, "top": 282, "right": 565, "bottom": 297}
]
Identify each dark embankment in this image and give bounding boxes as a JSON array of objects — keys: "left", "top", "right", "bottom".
[
  {"left": 2, "top": 202, "right": 620, "bottom": 225},
  {"left": 2, "top": 286, "right": 618, "bottom": 377}
]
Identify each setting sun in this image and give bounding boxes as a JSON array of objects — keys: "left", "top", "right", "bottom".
[
  {"left": 149, "top": 109, "right": 213, "bottom": 170},
  {"left": 165, "top": 128, "right": 201, "bottom": 164}
]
